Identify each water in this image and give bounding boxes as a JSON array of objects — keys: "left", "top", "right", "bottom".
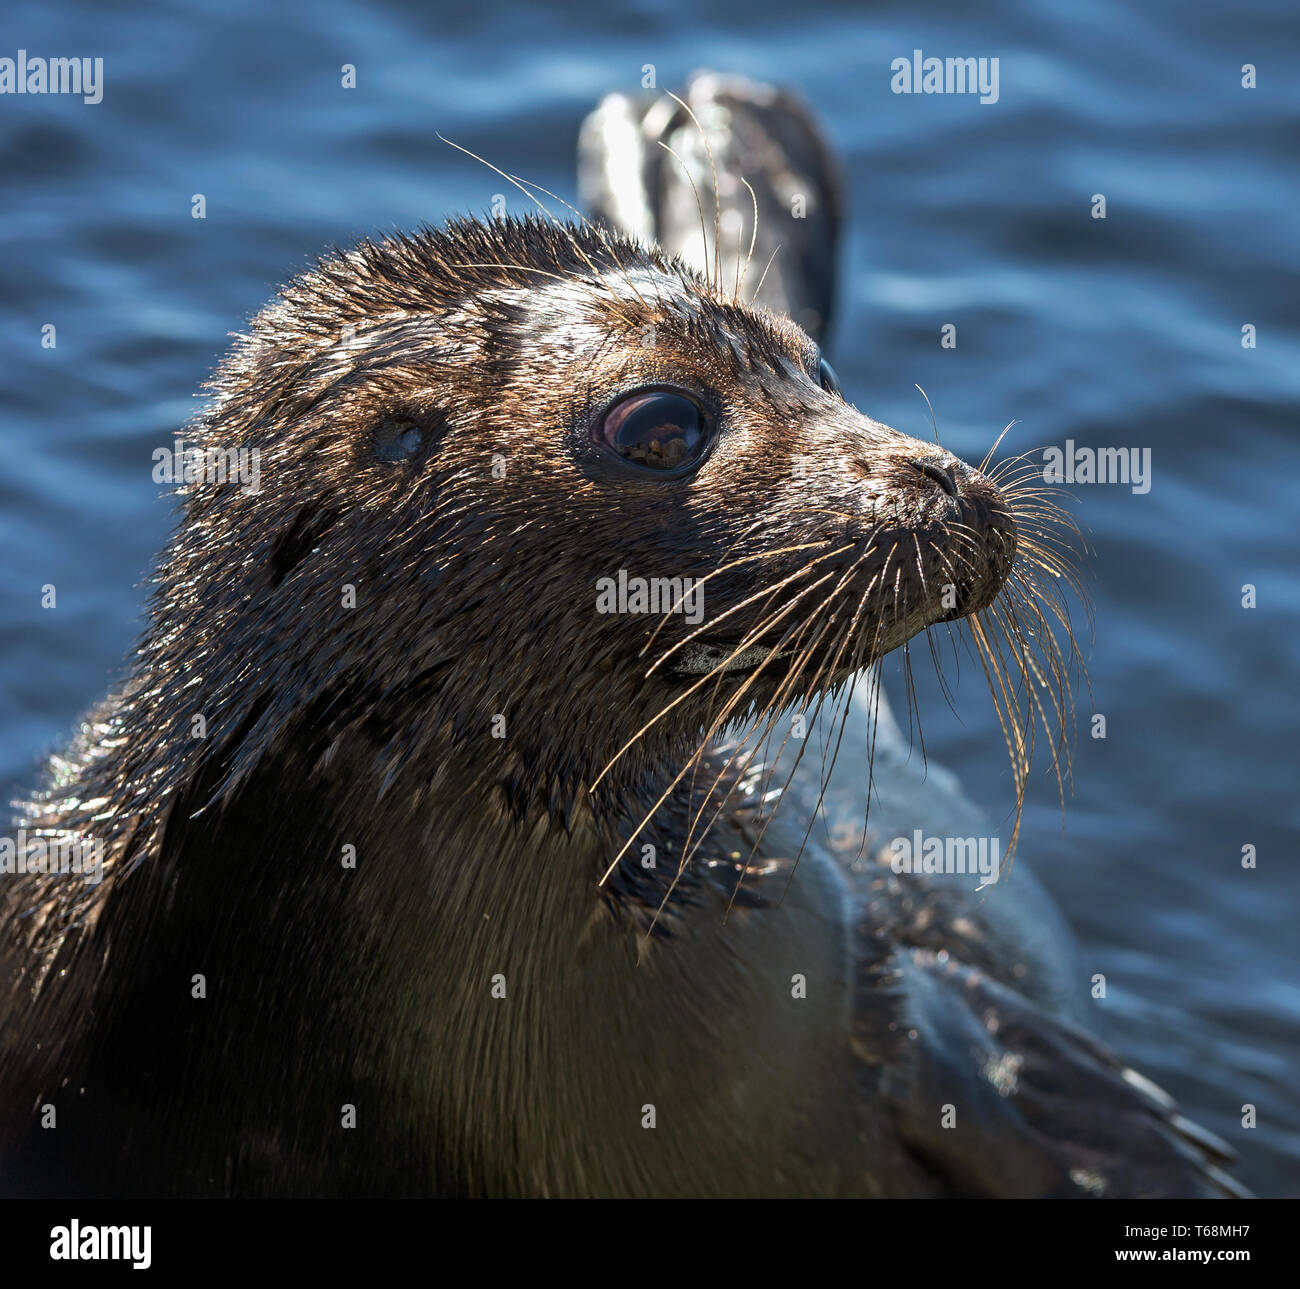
[{"left": 1, "top": 0, "right": 1296, "bottom": 1195}]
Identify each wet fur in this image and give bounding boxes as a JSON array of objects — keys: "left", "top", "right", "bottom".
[{"left": 0, "top": 218, "right": 1230, "bottom": 1197}]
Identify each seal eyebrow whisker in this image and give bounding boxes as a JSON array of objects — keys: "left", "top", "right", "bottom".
[
  {"left": 734, "top": 176, "right": 761, "bottom": 304},
  {"left": 751, "top": 244, "right": 782, "bottom": 304},
  {"left": 656, "top": 139, "right": 714, "bottom": 295},
  {"left": 914, "top": 383, "right": 942, "bottom": 447},
  {"left": 437, "top": 133, "right": 638, "bottom": 323},
  {"left": 506, "top": 173, "right": 653, "bottom": 312},
  {"left": 665, "top": 90, "right": 723, "bottom": 292}
]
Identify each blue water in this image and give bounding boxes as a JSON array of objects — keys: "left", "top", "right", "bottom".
[{"left": 1, "top": 0, "right": 1296, "bottom": 1194}]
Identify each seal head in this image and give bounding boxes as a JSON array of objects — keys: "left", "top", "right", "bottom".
[{"left": 131, "top": 217, "right": 1017, "bottom": 824}]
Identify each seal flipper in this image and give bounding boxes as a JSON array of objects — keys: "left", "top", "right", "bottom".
[
  {"left": 578, "top": 71, "right": 843, "bottom": 343},
  {"left": 854, "top": 948, "right": 1250, "bottom": 1198}
]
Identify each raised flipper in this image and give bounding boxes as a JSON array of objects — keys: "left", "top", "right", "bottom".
[{"left": 579, "top": 70, "right": 842, "bottom": 343}]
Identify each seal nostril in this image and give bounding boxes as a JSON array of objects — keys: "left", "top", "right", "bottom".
[{"left": 910, "top": 459, "right": 960, "bottom": 498}]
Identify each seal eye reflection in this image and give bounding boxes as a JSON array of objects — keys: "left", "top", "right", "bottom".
[
  {"left": 818, "top": 358, "right": 843, "bottom": 398},
  {"left": 595, "top": 389, "right": 710, "bottom": 473}
]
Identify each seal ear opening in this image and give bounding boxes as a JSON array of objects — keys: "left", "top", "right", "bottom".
[{"left": 268, "top": 503, "right": 340, "bottom": 587}]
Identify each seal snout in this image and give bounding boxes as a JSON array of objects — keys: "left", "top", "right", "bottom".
[
  {"left": 926, "top": 455, "right": 1018, "bottom": 619},
  {"left": 867, "top": 444, "right": 1018, "bottom": 625}
]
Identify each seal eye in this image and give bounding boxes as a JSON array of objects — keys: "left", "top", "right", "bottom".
[
  {"left": 818, "top": 358, "right": 843, "bottom": 398},
  {"left": 595, "top": 389, "right": 709, "bottom": 472}
]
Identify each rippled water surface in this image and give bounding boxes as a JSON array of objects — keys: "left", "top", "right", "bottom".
[{"left": 1, "top": 0, "right": 1297, "bottom": 1194}]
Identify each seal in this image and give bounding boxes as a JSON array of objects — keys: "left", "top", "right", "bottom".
[{"left": 0, "top": 95, "right": 1244, "bottom": 1197}]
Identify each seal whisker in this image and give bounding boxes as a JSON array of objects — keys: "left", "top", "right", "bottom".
[
  {"left": 978, "top": 418, "right": 1020, "bottom": 474},
  {"left": 650, "top": 595, "right": 848, "bottom": 930},
  {"left": 665, "top": 91, "right": 723, "bottom": 291},
  {"left": 437, "top": 134, "right": 641, "bottom": 325},
  {"left": 637, "top": 534, "right": 835, "bottom": 661},
  {"left": 734, "top": 176, "right": 761, "bottom": 303},
  {"left": 914, "top": 383, "right": 942, "bottom": 447},
  {"left": 657, "top": 540, "right": 883, "bottom": 900},
  {"left": 595, "top": 567, "right": 847, "bottom": 884},
  {"left": 715, "top": 601, "right": 865, "bottom": 915},
  {"left": 594, "top": 557, "right": 852, "bottom": 804},
  {"left": 966, "top": 612, "right": 1032, "bottom": 866},
  {"left": 754, "top": 557, "right": 901, "bottom": 911},
  {"left": 647, "top": 574, "right": 858, "bottom": 911},
  {"left": 656, "top": 139, "right": 715, "bottom": 294},
  {"left": 505, "top": 173, "right": 653, "bottom": 311},
  {"left": 751, "top": 243, "right": 782, "bottom": 304},
  {"left": 642, "top": 541, "right": 853, "bottom": 672}
]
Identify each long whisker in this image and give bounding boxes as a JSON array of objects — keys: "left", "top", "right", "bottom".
[
  {"left": 436, "top": 135, "right": 638, "bottom": 327},
  {"left": 734, "top": 177, "right": 760, "bottom": 304},
  {"left": 507, "top": 173, "right": 651, "bottom": 311},
  {"left": 657, "top": 139, "right": 713, "bottom": 291},
  {"left": 595, "top": 565, "right": 849, "bottom": 883},
  {"left": 751, "top": 245, "right": 782, "bottom": 303},
  {"left": 665, "top": 91, "right": 723, "bottom": 292}
]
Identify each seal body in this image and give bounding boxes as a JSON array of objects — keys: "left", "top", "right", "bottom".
[
  {"left": 7, "top": 734, "right": 863, "bottom": 1197},
  {"left": 0, "top": 102, "right": 1242, "bottom": 1194}
]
